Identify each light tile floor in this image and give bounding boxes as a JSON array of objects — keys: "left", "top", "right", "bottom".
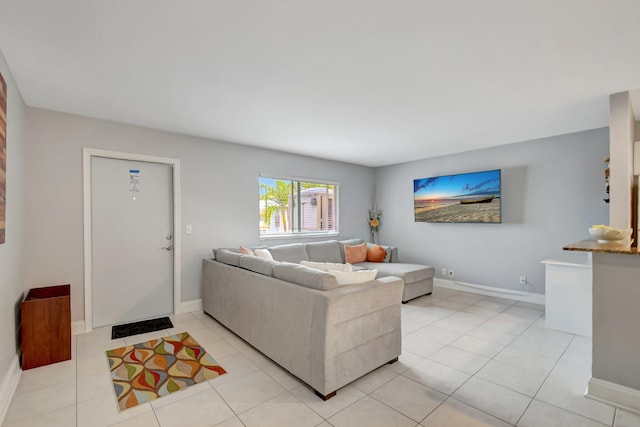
[{"left": 3, "top": 287, "right": 640, "bottom": 427}]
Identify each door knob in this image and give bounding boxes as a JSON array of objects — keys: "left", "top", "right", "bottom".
[{"left": 161, "top": 245, "right": 173, "bottom": 251}]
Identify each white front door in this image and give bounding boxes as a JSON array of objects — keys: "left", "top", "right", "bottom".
[{"left": 91, "top": 157, "right": 174, "bottom": 327}]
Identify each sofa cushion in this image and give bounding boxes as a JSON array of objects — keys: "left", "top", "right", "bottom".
[
  {"left": 216, "top": 249, "right": 242, "bottom": 266},
  {"left": 304, "top": 240, "right": 343, "bottom": 263},
  {"left": 301, "top": 260, "right": 353, "bottom": 272},
  {"left": 239, "top": 255, "right": 278, "bottom": 276},
  {"left": 344, "top": 243, "right": 368, "bottom": 264},
  {"left": 366, "top": 245, "right": 387, "bottom": 263},
  {"left": 358, "top": 262, "right": 435, "bottom": 284},
  {"left": 328, "top": 269, "right": 378, "bottom": 286},
  {"left": 268, "top": 243, "right": 310, "bottom": 263},
  {"left": 339, "top": 238, "right": 365, "bottom": 262},
  {"left": 272, "top": 262, "right": 338, "bottom": 291}
]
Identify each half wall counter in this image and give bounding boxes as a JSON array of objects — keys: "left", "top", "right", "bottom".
[{"left": 563, "top": 238, "right": 640, "bottom": 413}]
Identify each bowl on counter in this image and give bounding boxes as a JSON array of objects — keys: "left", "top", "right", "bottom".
[{"left": 588, "top": 226, "right": 633, "bottom": 243}]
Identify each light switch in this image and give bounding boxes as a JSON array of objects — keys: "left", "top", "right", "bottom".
[{"left": 186, "top": 224, "right": 192, "bottom": 234}]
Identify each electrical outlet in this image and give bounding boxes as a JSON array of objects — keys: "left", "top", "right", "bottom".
[
  {"left": 520, "top": 275, "right": 527, "bottom": 285},
  {"left": 441, "top": 268, "right": 447, "bottom": 276},
  {"left": 447, "top": 269, "right": 455, "bottom": 278}
]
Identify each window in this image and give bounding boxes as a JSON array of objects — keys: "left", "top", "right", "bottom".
[{"left": 259, "top": 176, "right": 338, "bottom": 236}]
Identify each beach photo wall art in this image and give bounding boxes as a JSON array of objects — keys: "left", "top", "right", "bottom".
[
  {"left": 414, "top": 169, "right": 501, "bottom": 223},
  {"left": 0, "top": 72, "right": 6, "bottom": 243}
]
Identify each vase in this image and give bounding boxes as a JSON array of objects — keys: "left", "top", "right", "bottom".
[{"left": 372, "top": 231, "right": 378, "bottom": 245}]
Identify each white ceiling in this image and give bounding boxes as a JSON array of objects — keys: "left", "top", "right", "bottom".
[{"left": 1, "top": 1, "right": 640, "bottom": 167}]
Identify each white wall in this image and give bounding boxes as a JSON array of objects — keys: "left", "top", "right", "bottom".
[
  {"left": 0, "top": 52, "right": 26, "bottom": 405},
  {"left": 374, "top": 128, "right": 609, "bottom": 294},
  {"left": 24, "top": 108, "right": 375, "bottom": 322}
]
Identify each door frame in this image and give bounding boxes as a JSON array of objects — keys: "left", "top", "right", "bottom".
[{"left": 82, "top": 148, "right": 181, "bottom": 333}]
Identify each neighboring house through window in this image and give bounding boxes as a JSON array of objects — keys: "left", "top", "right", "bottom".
[{"left": 259, "top": 176, "right": 338, "bottom": 236}]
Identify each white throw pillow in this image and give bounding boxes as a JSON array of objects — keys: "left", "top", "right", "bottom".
[
  {"left": 254, "top": 248, "right": 274, "bottom": 260},
  {"left": 328, "top": 269, "right": 377, "bottom": 286},
  {"left": 300, "top": 260, "right": 353, "bottom": 272}
]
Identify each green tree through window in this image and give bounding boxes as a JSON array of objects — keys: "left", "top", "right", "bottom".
[{"left": 259, "top": 177, "right": 338, "bottom": 236}]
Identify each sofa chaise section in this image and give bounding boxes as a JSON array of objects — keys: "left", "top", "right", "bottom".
[
  {"left": 356, "top": 261, "right": 435, "bottom": 302},
  {"left": 265, "top": 239, "right": 435, "bottom": 303}
]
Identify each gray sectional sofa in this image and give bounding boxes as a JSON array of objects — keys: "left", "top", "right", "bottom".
[{"left": 202, "top": 238, "right": 434, "bottom": 399}]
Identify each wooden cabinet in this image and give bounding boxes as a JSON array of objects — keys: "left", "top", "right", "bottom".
[{"left": 21, "top": 284, "right": 71, "bottom": 370}]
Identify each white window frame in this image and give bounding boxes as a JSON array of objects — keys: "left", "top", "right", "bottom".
[{"left": 259, "top": 173, "right": 340, "bottom": 240}]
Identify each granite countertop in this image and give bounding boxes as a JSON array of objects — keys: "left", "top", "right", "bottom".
[{"left": 563, "top": 238, "right": 640, "bottom": 255}]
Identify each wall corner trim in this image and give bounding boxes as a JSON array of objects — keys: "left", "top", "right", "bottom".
[
  {"left": 72, "top": 320, "right": 86, "bottom": 336},
  {"left": 0, "top": 355, "right": 22, "bottom": 425},
  {"left": 587, "top": 377, "right": 640, "bottom": 414},
  {"left": 180, "top": 299, "right": 202, "bottom": 314}
]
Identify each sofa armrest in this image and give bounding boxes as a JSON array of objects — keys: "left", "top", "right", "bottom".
[
  {"left": 310, "top": 276, "right": 403, "bottom": 394},
  {"left": 322, "top": 276, "right": 403, "bottom": 324}
]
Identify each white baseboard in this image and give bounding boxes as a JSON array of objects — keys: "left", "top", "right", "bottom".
[
  {"left": 72, "top": 320, "right": 86, "bottom": 336},
  {"left": 0, "top": 355, "right": 21, "bottom": 425},
  {"left": 435, "top": 278, "right": 545, "bottom": 305},
  {"left": 587, "top": 377, "right": 640, "bottom": 414},
  {"left": 180, "top": 299, "right": 202, "bottom": 313}
]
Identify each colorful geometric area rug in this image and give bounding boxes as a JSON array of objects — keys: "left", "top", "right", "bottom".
[{"left": 106, "top": 332, "right": 226, "bottom": 410}]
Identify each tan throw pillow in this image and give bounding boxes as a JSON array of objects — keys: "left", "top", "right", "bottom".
[
  {"left": 254, "top": 248, "right": 274, "bottom": 260},
  {"left": 344, "top": 242, "right": 368, "bottom": 264},
  {"left": 366, "top": 245, "right": 387, "bottom": 263},
  {"left": 328, "top": 269, "right": 378, "bottom": 286},
  {"left": 239, "top": 245, "right": 255, "bottom": 256}
]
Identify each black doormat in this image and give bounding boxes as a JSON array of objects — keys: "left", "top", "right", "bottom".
[{"left": 111, "top": 316, "right": 174, "bottom": 339}]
